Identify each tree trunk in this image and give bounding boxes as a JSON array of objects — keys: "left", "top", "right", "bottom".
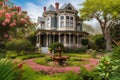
[{"left": 104, "top": 30, "right": 112, "bottom": 51}]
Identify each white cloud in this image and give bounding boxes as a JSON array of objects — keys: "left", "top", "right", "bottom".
[
  {"left": 24, "top": 2, "right": 43, "bottom": 22},
  {"left": 24, "top": 0, "right": 85, "bottom": 22}
]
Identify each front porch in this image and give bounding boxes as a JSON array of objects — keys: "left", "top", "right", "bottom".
[{"left": 36, "top": 30, "right": 88, "bottom": 48}]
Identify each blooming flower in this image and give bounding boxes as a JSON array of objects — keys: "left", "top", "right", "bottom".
[
  {"left": 5, "top": 13, "right": 12, "bottom": 19},
  {"left": 17, "top": 6, "right": 21, "bottom": 13},
  {"left": 8, "top": 37, "right": 13, "bottom": 41},
  {"left": 18, "top": 63, "right": 23, "bottom": 68},
  {"left": 20, "top": 18, "right": 27, "bottom": 24},
  {"left": 5, "top": 19, "right": 10, "bottom": 23},
  {"left": 2, "top": 22, "right": 6, "bottom": 26},
  {"left": 4, "top": 34, "right": 8, "bottom": 38},
  {"left": 0, "top": 2, "right": 3, "bottom": 7}
]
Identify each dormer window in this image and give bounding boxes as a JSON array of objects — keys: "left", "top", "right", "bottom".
[
  {"left": 60, "top": 16, "right": 64, "bottom": 27},
  {"left": 68, "top": 7, "right": 72, "bottom": 10}
]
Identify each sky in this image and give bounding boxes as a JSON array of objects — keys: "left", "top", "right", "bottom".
[
  {"left": 10, "top": 0, "right": 99, "bottom": 29},
  {"left": 10, "top": 0, "right": 85, "bottom": 21}
]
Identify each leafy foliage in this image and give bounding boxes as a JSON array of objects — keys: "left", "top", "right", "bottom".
[
  {"left": 94, "top": 35, "right": 105, "bottom": 50},
  {"left": 110, "top": 45, "right": 120, "bottom": 79},
  {"left": 0, "top": 58, "right": 22, "bottom": 80},
  {"left": 5, "top": 39, "right": 32, "bottom": 51},
  {"left": 49, "top": 42, "right": 64, "bottom": 51},
  {"left": 81, "top": 39, "right": 89, "bottom": 46},
  {"left": 95, "top": 56, "right": 116, "bottom": 80},
  {"left": 0, "top": 0, "right": 33, "bottom": 48},
  {"left": 80, "top": 0, "right": 120, "bottom": 50},
  {"left": 110, "top": 23, "right": 120, "bottom": 42}
]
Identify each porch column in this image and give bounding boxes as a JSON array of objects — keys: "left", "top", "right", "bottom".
[
  {"left": 53, "top": 33, "right": 55, "bottom": 42},
  {"left": 49, "top": 34, "right": 51, "bottom": 46},
  {"left": 69, "top": 33, "right": 71, "bottom": 48},
  {"left": 73, "top": 34, "right": 76, "bottom": 47},
  {"left": 38, "top": 34, "right": 41, "bottom": 47},
  {"left": 77, "top": 34, "right": 79, "bottom": 48},
  {"left": 36, "top": 35, "right": 39, "bottom": 47},
  {"left": 46, "top": 33, "right": 49, "bottom": 47},
  {"left": 59, "top": 33, "right": 61, "bottom": 43},
  {"left": 64, "top": 34, "right": 66, "bottom": 46}
]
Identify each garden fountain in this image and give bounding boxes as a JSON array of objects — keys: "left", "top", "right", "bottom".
[{"left": 52, "top": 47, "right": 69, "bottom": 65}]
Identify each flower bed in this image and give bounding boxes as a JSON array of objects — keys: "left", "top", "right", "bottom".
[{"left": 24, "top": 58, "right": 99, "bottom": 74}]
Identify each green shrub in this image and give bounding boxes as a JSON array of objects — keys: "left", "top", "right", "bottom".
[
  {"left": 49, "top": 42, "right": 64, "bottom": 51},
  {"left": 16, "top": 54, "right": 45, "bottom": 60},
  {"left": 81, "top": 39, "right": 89, "bottom": 46},
  {"left": 110, "top": 46, "right": 120, "bottom": 79},
  {"left": 6, "top": 39, "right": 32, "bottom": 51},
  {"left": 69, "top": 57, "right": 82, "bottom": 61},
  {"left": 95, "top": 55, "right": 117, "bottom": 80},
  {"left": 79, "top": 66, "right": 96, "bottom": 80},
  {"left": 63, "top": 48, "right": 86, "bottom": 53},
  {"left": 94, "top": 35, "right": 105, "bottom": 50},
  {"left": 6, "top": 51, "right": 18, "bottom": 59}
]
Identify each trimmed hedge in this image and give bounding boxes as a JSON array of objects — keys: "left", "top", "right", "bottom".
[
  {"left": 49, "top": 42, "right": 64, "bottom": 51},
  {"left": 5, "top": 39, "right": 32, "bottom": 51}
]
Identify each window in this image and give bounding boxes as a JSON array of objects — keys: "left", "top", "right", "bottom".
[
  {"left": 70, "top": 17, "right": 73, "bottom": 27},
  {"left": 60, "top": 16, "right": 64, "bottom": 27},
  {"left": 46, "top": 18, "right": 49, "bottom": 27},
  {"left": 66, "top": 16, "right": 69, "bottom": 27}
]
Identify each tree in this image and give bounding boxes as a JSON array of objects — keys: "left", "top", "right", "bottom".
[
  {"left": 80, "top": 0, "right": 120, "bottom": 50},
  {"left": 0, "top": 0, "right": 32, "bottom": 47},
  {"left": 110, "top": 22, "right": 120, "bottom": 42}
]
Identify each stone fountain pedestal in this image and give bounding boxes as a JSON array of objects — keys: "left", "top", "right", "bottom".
[{"left": 52, "top": 47, "right": 69, "bottom": 65}]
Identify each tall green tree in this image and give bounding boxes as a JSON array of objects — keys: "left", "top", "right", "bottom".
[{"left": 80, "top": 0, "right": 120, "bottom": 50}]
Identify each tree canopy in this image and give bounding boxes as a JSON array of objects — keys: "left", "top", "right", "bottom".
[{"left": 80, "top": 0, "right": 120, "bottom": 50}]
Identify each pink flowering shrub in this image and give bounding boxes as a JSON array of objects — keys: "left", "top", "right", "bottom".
[
  {"left": 0, "top": 0, "right": 32, "bottom": 42},
  {"left": 24, "top": 59, "right": 80, "bottom": 74},
  {"left": 24, "top": 58, "right": 99, "bottom": 74}
]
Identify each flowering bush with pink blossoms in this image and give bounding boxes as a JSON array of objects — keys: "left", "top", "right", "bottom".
[{"left": 0, "top": 0, "right": 32, "bottom": 42}]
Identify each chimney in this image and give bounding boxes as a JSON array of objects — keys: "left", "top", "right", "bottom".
[
  {"left": 55, "top": 2, "right": 59, "bottom": 10},
  {"left": 44, "top": 6, "right": 46, "bottom": 12}
]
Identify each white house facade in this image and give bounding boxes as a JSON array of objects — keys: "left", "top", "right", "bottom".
[{"left": 36, "top": 2, "right": 88, "bottom": 48}]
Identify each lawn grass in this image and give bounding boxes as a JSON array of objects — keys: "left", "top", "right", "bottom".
[
  {"left": 63, "top": 53, "right": 92, "bottom": 58},
  {"left": 16, "top": 54, "right": 45, "bottom": 60}
]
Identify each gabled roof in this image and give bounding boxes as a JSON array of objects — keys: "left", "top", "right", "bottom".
[
  {"left": 47, "top": 5, "right": 56, "bottom": 12},
  {"left": 60, "top": 2, "right": 77, "bottom": 10},
  {"left": 60, "top": 3, "right": 67, "bottom": 9}
]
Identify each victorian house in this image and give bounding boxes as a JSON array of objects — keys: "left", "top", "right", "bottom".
[{"left": 36, "top": 2, "right": 88, "bottom": 49}]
